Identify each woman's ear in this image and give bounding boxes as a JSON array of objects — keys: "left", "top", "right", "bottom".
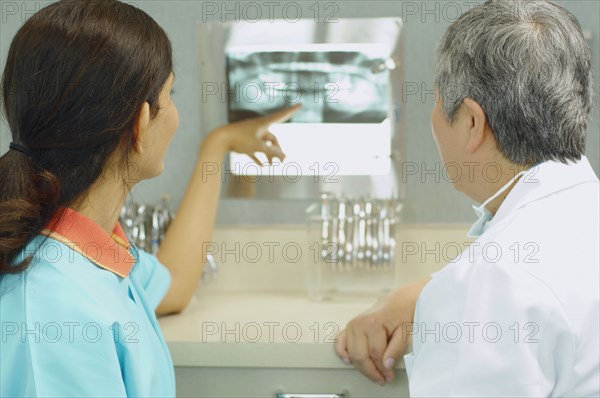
[
  {"left": 462, "top": 98, "right": 489, "bottom": 153},
  {"left": 134, "top": 102, "right": 151, "bottom": 154}
]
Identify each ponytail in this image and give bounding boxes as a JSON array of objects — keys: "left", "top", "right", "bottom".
[
  {"left": 0, "top": 0, "right": 173, "bottom": 274},
  {"left": 0, "top": 148, "right": 60, "bottom": 273}
]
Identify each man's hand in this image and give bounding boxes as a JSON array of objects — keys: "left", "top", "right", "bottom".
[{"left": 335, "top": 277, "right": 431, "bottom": 385}]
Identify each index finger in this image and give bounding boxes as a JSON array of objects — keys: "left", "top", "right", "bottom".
[{"left": 261, "top": 103, "right": 302, "bottom": 125}]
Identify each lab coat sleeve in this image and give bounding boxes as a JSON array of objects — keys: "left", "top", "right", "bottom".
[
  {"left": 408, "top": 258, "right": 574, "bottom": 397},
  {"left": 129, "top": 248, "right": 172, "bottom": 311}
]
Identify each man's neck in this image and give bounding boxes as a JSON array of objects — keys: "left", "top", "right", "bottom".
[{"left": 473, "top": 159, "right": 531, "bottom": 215}]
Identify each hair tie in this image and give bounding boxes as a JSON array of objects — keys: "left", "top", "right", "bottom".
[{"left": 9, "top": 142, "right": 32, "bottom": 157}]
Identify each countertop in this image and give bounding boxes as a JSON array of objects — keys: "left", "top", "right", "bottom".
[
  {"left": 157, "top": 223, "right": 466, "bottom": 370},
  {"left": 158, "top": 289, "right": 394, "bottom": 369}
]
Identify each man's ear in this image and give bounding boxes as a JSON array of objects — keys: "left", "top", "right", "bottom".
[
  {"left": 462, "top": 98, "right": 489, "bottom": 153},
  {"left": 134, "top": 102, "right": 151, "bottom": 154}
]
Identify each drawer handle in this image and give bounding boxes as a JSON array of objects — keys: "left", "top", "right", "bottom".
[{"left": 276, "top": 394, "right": 345, "bottom": 398}]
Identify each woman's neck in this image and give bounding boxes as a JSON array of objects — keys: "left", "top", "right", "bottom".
[{"left": 69, "top": 172, "right": 130, "bottom": 235}]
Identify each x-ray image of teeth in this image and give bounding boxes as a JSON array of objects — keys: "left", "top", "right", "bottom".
[{"left": 226, "top": 46, "right": 390, "bottom": 124}]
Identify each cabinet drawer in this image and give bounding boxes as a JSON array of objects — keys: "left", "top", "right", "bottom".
[{"left": 175, "top": 367, "right": 408, "bottom": 398}]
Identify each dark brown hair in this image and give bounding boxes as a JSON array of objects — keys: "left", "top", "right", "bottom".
[{"left": 0, "top": 0, "right": 173, "bottom": 273}]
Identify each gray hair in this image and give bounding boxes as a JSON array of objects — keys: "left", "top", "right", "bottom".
[{"left": 434, "top": 0, "right": 593, "bottom": 165}]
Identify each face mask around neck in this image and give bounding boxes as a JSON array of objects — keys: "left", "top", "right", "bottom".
[{"left": 466, "top": 163, "right": 542, "bottom": 238}]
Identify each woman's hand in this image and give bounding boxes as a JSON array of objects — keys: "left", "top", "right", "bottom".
[{"left": 204, "top": 104, "right": 301, "bottom": 166}]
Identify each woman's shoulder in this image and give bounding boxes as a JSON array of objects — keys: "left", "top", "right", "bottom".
[
  {"left": 21, "top": 234, "right": 121, "bottom": 280},
  {"left": 0, "top": 235, "right": 129, "bottom": 397},
  {"left": 1, "top": 235, "right": 125, "bottom": 318}
]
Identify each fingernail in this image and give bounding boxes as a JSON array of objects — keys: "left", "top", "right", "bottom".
[
  {"left": 342, "top": 357, "right": 350, "bottom": 365},
  {"left": 386, "top": 376, "right": 392, "bottom": 384},
  {"left": 384, "top": 357, "right": 395, "bottom": 369},
  {"left": 378, "top": 380, "right": 385, "bottom": 386}
]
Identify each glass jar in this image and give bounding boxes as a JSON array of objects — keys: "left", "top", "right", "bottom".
[{"left": 305, "top": 193, "right": 403, "bottom": 301}]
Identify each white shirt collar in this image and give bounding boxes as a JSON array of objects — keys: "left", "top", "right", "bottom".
[{"left": 484, "top": 156, "right": 599, "bottom": 232}]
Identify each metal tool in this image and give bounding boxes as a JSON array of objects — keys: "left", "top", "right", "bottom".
[{"left": 315, "top": 194, "right": 402, "bottom": 272}]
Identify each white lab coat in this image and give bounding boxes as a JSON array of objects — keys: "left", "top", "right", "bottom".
[{"left": 404, "top": 156, "right": 600, "bottom": 396}]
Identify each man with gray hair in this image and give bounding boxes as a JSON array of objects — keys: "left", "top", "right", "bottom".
[{"left": 335, "top": 0, "right": 599, "bottom": 395}]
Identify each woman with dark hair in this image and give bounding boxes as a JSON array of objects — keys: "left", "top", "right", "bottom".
[{"left": 0, "top": 0, "right": 298, "bottom": 395}]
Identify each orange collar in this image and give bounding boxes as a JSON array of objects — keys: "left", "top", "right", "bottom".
[{"left": 41, "top": 206, "right": 136, "bottom": 277}]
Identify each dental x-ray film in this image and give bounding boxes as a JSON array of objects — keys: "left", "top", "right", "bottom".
[{"left": 226, "top": 43, "right": 390, "bottom": 124}]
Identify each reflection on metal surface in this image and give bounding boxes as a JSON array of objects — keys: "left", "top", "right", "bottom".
[{"left": 120, "top": 196, "right": 173, "bottom": 254}]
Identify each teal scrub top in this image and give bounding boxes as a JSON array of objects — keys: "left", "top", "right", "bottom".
[{"left": 0, "top": 209, "right": 175, "bottom": 397}]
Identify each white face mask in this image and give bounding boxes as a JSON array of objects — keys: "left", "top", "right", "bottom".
[{"left": 466, "top": 167, "right": 535, "bottom": 238}]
